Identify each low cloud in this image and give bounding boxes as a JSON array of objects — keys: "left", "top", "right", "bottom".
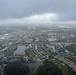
[
  {"left": 25, "top": 13, "right": 58, "bottom": 23},
  {"left": 0, "top": 13, "right": 76, "bottom": 26},
  {"left": 0, "top": 13, "right": 58, "bottom": 24}
]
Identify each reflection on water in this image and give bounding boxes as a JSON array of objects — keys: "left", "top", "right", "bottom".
[
  {"left": 13, "top": 46, "right": 27, "bottom": 55},
  {"left": 27, "top": 63, "right": 38, "bottom": 71},
  {"left": 27, "top": 62, "right": 43, "bottom": 71}
]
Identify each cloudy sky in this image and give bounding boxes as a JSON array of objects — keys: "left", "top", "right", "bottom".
[{"left": 0, "top": 0, "right": 76, "bottom": 24}]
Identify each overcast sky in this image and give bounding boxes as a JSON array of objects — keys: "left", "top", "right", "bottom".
[{"left": 0, "top": 0, "right": 76, "bottom": 24}]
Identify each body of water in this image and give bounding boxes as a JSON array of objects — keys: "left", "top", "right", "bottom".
[
  {"left": 0, "top": 47, "right": 8, "bottom": 51},
  {"left": 27, "top": 63, "right": 38, "bottom": 71},
  {"left": 13, "top": 45, "right": 27, "bottom": 55}
]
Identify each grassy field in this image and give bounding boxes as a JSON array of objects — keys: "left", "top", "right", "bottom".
[
  {"left": 26, "top": 57, "right": 69, "bottom": 75},
  {"left": 4, "top": 45, "right": 17, "bottom": 56},
  {"left": 40, "top": 44, "right": 52, "bottom": 54},
  {"left": 49, "top": 58, "right": 68, "bottom": 75},
  {"left": 26, "top": 48, "right": 40, "bottom": 61},
  {"left": 26, "top": 44, "right": 69, "bottom": 75}
]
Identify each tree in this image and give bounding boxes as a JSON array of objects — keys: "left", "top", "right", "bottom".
[
  {"left": 37, "top": 60, "right": 63, "bottom": 75},
  {"left": 4, "top": 61, "right": 30, "bottom": 75}
]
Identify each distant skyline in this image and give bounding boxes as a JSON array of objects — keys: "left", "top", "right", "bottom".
[{"left": 0, "top": 0, "right": 76, "bottom": 25}]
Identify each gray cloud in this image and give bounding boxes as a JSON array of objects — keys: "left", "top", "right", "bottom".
[{"left": 0, "top": 0, "right": 76, "bottom": 21}]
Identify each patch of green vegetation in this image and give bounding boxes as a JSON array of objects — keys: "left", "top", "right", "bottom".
[
  {"left": 4, "top": 45, "right": 17, "bottom": 56},
  {"left": 49, "top": 58, "right": 68, "bottom": 75},
  {"left": 40, "top": 44, "right": 51, "bottom": 54},
  {"left": 4, "top": 61, "right": 30, "bottom": 75},
  {"left": 26, "top": 48, "right": 40, "bottom": 61},
  {"left": 67, "top": 55, "right": 76, "bottom": 63},
  {"left": 66, "top": 44, "right": 76, "bottom": 55},
  {"left": 27, "top": 63, "right": 40, "bottom": 75}
]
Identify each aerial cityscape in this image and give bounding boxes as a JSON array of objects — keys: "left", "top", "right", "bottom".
[
  {"left": 0, "top": 0, "right": 76, "bottom": 75},
  {"left": 0, "top": 25, "right": 76, "bottom": 75}
]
